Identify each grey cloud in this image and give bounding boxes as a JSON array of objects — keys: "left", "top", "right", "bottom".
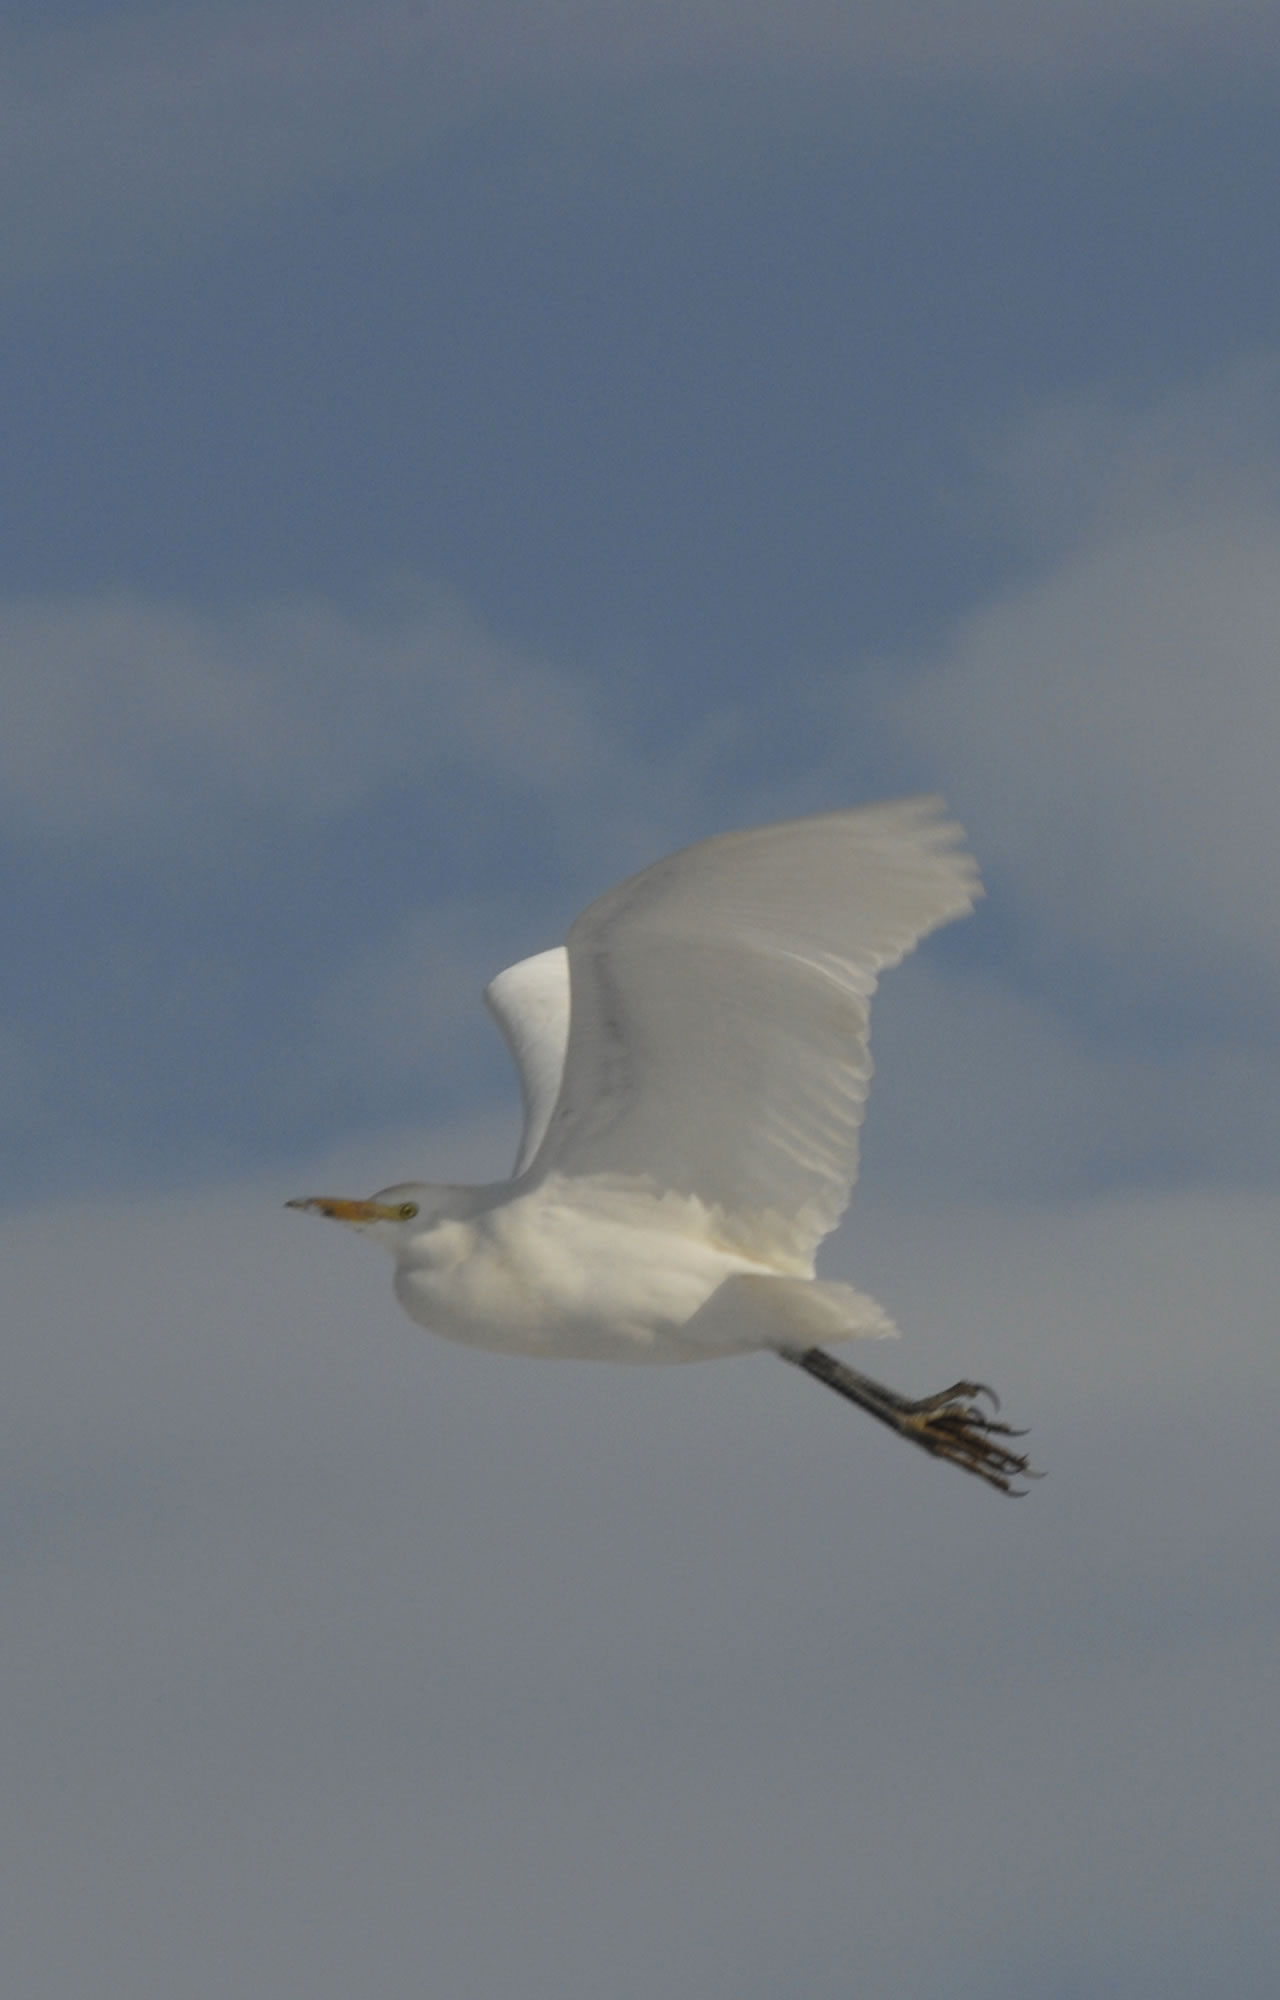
[
  {"left": 0, "top": 588, "right": 610, "bottom": 839},
  {"left": 986, "top": 355, "right": 1280, "bottom": 557},
  {"left": 3, "top": 1174, "right": 1277, "bottom": 1995},
  {"left": 855, "top": 953, "right": 1280, "bottom": 1199},
  {"left": 894, "top": 504, "right": 1280, "bottom": 1003}
]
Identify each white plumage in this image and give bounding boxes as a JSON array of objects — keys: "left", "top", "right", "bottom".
[
  {"left": 289, "top": 799, "right": 1034, "bottom": 1493},
  {"left": 483, "top": 948, "right": 572, "bottom": 1177}
]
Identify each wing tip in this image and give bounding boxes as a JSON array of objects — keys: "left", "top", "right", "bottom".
[{"left": 850, "top": 793, "right": 984, "bottom": 913}]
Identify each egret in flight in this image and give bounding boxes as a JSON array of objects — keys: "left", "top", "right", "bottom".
[{"left": 289, "top": 798, "right": 1033, "bottom": 1494}]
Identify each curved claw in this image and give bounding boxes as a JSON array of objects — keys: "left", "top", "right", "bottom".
[
  {"left": 906, "top": 1379, "right": 1001, "bottom": 1417},
  {"left": 906, "top": 1398, "right": 1039, "bottom": 1496}
]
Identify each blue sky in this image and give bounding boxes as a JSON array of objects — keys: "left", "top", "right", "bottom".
[{"left": 4, "top": 6, "right": 1280, "bottom": 1995}]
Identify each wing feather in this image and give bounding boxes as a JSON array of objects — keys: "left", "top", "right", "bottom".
[
  {"left": 483, "top": 947, "right": 572, "bottom": 1176},
  {"left": 525, "top": 799, "right": 980, "bottom": 1268}
]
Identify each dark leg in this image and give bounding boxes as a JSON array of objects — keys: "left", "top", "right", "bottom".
[{"left": 782, "top": 1346, "right": 1038, "bottom": 1496}]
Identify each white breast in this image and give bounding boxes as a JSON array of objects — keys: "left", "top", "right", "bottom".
[{"left": 391, "top": 1175, "right": 775, "bottom": 1363}]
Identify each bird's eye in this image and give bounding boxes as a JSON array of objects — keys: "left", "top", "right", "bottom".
[{"left": 398, "top": 1201, "right": 419, "bottom": 1221}]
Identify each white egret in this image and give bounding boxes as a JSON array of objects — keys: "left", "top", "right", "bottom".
[{"left": 289, "top": 798, "right": 1034, "bottom": 1493}]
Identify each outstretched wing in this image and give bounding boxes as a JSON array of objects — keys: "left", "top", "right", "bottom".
[
  {"left": 524, "top": 798, "right": 980, "bottom": 1269},
  {"left": 484, "top": 947, "right": 572, "bottom": 1176}
]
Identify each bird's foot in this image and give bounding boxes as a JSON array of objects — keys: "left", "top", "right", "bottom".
[
  {"left": 785, "top": 1348, "right": 1040, "bottom": 1496},
  {"left": 892, "top": 1380, "right": 1037, "bottom": 1496}
]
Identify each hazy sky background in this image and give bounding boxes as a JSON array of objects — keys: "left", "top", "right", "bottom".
[{"left": 4, "top": 6, "right": 1279, "bottom": 1995}]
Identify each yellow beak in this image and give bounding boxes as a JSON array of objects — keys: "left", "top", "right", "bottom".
[{"left": 285, "top": 1196, "right": 404, "bottom": 1224}]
